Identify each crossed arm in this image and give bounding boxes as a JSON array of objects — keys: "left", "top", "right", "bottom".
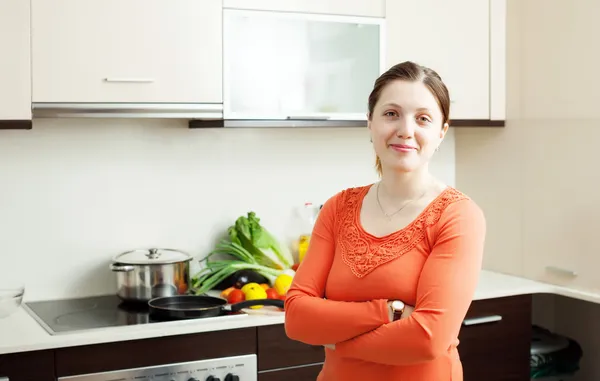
[
  {"left": 284, "top": 196, "right": 486, "bottom": 366},
  {"left": 284, "top": 193, "right": 392, "bottom": 345}
]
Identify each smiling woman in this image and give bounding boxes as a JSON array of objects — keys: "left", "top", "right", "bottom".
[
  {"left": 369, "top": 62, "right": 450, "bottom": 176},
  {"left": 284, "top": 61, "right": 486, "bottom": 381}
]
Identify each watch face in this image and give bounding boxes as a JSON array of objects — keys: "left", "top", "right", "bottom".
[{"left": 391, "top": 300, "right": 405, "bottom": 311}]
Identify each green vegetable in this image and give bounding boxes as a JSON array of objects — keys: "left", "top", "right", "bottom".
[
  {"left": 191, "top": 211, "right": 294, "bottom": 294},
  {"left": 232, "top": 212, "right": 294, "bottom": 270},
  {"left": 191, "top": 241, "right": 283, "bottom": 294}
]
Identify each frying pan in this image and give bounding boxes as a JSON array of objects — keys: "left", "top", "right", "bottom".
[{"left": 147, "top": 295, "right": 285, "bottom": 321}]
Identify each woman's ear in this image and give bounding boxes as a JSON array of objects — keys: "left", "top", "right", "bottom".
[{"left": 440, "top": 122, "right": 449, "bottom": 138}]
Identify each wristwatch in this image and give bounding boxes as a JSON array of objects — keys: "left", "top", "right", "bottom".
[{"left": 390, "top": 300, "right": 406, "bottom": 321}]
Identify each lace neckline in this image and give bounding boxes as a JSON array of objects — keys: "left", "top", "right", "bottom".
[
  {"left": 337, "top": 184, "right": 468, "bottom": 278},
  {"left": 354, "top": 184, "right": 453, "bottom": 240}
]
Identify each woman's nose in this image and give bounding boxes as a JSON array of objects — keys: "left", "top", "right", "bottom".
[{"left": 395, "top": 118, "right": 416, "bottom": 138}]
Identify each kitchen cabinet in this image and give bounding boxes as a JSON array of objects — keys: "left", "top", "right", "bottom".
[
  {"left": 223, "top": 0, "right": 385, "bottom": 18},
  {"left": 0, "top": 0, "right": 32, "bottom": 129},
  {"left": 0, "top": 350, "right": 54, "bottom": 381},
  {"left": 459, "top": 295, "right": 531, "bottom": 381},
  {"left": 385, "top": 0, "right": 492, "bottom": 122},
  {"left": 257, "top": 324, "right": 324, "bottom": 380},
  {"left": 31, "top": 0, "right": 222, "bottom": 105},
  {"left": 223, "top": 9, "right": 384, "bottom": 122},
  {"left": 257, "top": 325, "right": 324, "bottom": 371},
  {"left": 490, "top": 0, "right": 507, "bottom": 121},
  {"left": 258, "top": 364, "right": 323, "bottom": 381}
]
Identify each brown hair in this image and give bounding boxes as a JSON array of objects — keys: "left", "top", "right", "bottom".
[{"left": 368, "top": 61, "right": 451, "bottom": 176}]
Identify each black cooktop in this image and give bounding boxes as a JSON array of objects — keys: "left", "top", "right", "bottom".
[{"left": 23, "top": 294, "right": 239, "bottom": 335}]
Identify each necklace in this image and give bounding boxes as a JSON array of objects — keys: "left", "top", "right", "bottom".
[{"left": 375, "top": 182, "right": 429, "bottom": 221}]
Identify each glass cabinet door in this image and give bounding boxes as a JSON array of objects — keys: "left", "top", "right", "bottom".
[{"left": 223, "top": 9, "right": 384, "bottom": 121}]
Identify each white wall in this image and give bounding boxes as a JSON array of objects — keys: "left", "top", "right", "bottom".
[{"left": 0, "top": 119, "right": 455, "bottom": 300}]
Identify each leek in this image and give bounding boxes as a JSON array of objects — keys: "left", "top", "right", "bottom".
[{"left": 191, "top": 241, "right": 283, "bottom": 294}]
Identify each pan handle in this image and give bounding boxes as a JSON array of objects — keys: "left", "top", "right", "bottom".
[{"left": 230, "top": 298, "right": 284, "bottom": 312}]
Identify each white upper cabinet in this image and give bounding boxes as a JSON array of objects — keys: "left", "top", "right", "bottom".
[
  {"left": 223, "top": 9, "right": 384, "bottom": 120},
  {"left": 490, "top": 0, "right": 506, "bottom": 121},
  {"left": 0, "top": 0, "right": 31, "bottom": 121},
  {"left": 224, "top": 0, "right": 385, "bottom": 18},
  {"left": 31, "top": 0, "right": 223, "bottom": 105},
  {"left": 385, "top": 0, "right": 491, "bottom": 121}
]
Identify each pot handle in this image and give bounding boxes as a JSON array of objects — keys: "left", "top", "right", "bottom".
[
  {"left": 230, "top": 298, "right": 285, "bottom": 312},
  {"left": 109, "top": 263, "right": 135, "bottom": 272}
]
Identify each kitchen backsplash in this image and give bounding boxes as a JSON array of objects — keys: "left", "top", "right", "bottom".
[{"left": 0, "top": 118, "right": 455, "bottom": 300}]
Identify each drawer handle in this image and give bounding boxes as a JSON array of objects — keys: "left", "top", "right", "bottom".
[
  {"left": 104, "top": 78, "right": 155, "bottom": 83},
  {"left": 462, "top": 315, "right": 503, "bottom": 326},
  {"left": 546, "top": 266, "right": 578, "bottom": 277},
  {"left": 286, "top": 115, "right": 331, "bottom": 120}
]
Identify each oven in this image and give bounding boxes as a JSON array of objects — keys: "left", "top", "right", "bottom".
[{"left": 57, "top": 355, "right": 257, "bottom": 381}]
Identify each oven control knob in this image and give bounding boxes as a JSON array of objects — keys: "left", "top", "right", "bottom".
[
  {"left": 205, "top": 377, "right": 220, "bottom": 381},
  {"left": 224, "top": 374, "right": 239, "bottom": 381}
]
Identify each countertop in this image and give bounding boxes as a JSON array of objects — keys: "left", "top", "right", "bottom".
[{"left": 0, "top": 270, "right": 595, "bottom": 356}]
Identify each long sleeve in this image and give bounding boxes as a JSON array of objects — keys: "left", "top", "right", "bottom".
[
  {"left": 334, "top": 199, "right": 486, "bottom": 365},
  {"left": 284, "top": 192, "right": 390, "bottom": 346}
]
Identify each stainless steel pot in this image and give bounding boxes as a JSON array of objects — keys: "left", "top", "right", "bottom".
[{"left": 110, "top": 248, "right": 192, "bottom": 303}]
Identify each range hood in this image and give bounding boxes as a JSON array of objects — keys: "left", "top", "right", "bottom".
[
  {"left": 31, "top": 103, "right": 224, "bottom": 120},
  {"left": 188, "top": 117, "right": 367, "bottom": 128},
  {"left": 31, "top": 103, "right": 367, "bottom": 128}
]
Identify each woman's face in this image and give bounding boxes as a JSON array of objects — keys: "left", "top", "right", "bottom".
[{"left": 368, "top": 80, "right": 448, "bottom": 174}]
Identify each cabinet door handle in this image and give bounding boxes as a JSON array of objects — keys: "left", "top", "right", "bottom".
[
  {"left": 462, "top": 315, "right": 503, "bottom": 326},
  {"left": 103, "top": 78, "right": 155, "bottom": 83},
  {"left": 546, "top": 266, "right": 578, "bottom": 277},
  {"left": 286, "top": 115, "right": 331, "bottom": 120}
]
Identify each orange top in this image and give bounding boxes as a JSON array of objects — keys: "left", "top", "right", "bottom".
[{"left": 284, "top": 185, "right": 486, "bottom": 381}]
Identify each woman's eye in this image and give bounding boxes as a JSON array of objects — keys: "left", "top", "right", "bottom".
[
  {"left": 417, "top": 115, "right": 432, "bottom": 123},
  {"left": 384, "top": 111, "right": 397, "bottom": 117}
]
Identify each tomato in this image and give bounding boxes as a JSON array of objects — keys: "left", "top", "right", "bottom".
[
  {"left": 227, "top": 289, "right": 245, "bottom": 304},
  {"left": 292, "top": 263, "right": 300, "bottom": 272},
  {"left": 265, "top": 288, "right": 279, "bottom": 300}
]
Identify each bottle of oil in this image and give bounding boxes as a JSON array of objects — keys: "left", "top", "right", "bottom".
[{"left": 297, "top": 202, "right": 320, "bottom": 264}]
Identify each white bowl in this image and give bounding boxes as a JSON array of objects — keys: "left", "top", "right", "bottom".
[{"left": 0, "top": 286, "right": 24, "bottom": 319}]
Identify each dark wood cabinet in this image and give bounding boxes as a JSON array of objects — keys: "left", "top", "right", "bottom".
[
  {"left": 0, "top": 350, "right": 55, "bottom": 381},
  {"left": 459, "top": 295, "right": 532, "bottom": 381},
  {"left": 257, "top": 325, "right": 324, "bottom": 370},
  {"left": 258, "top": 364, "right": 323, "bottom": 381}
]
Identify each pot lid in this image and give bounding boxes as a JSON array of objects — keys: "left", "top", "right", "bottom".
[{"left": 113, "top": 248, "right": 192, "bottom": 265}]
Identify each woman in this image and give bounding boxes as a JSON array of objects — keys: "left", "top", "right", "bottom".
[{"left": 284, "top": 61, "right": 486, "bottom": 380}]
